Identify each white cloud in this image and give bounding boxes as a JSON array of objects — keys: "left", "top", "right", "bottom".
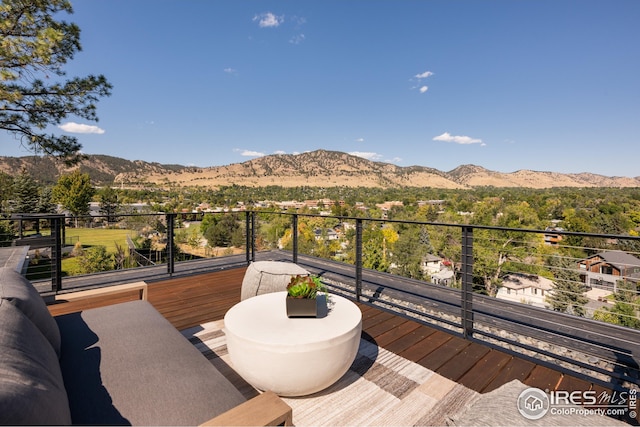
[
  {"left": 224, "top": 67, "right": 237, "bottom": 74},
  {"left": 291, "top": 16, "right": 307, "bottom": 27},
  {"left": 349, "top": 151, "right": 383, "bottom": 161},
  {"left": 355, "top": 138, "right": 365, "bottom": 142},
  {"left": 273, "top": 150, "right": 287, "bottom": 155},
  {"left": 235, "top": 149, "right": 266, "bottom": 157},
  {"left": 289, "top": 34, "right": 305, "bottom": 44},
  {"left": 253, "top": 12, "right": 284, "bottom": 28},
  {"left": 419, "top": 86, "right": 428, "bottom": 93},
  {"left": 415, "top": 71, "right": 434, "bottom": 79},
  {"left": 58, "top": 122, "right": 105, "bottom": 134},
  {"left": 433, "top": 132, "right": 483, "bottom": 145}
]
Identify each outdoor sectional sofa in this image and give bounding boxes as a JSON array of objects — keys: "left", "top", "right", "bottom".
[{"left": 0, "top": 267, "right": 292, "bottom": 426}]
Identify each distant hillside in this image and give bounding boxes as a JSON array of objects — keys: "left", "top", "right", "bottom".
[
  {"left": 0, "top": 155, "right": 187, "bottom": 185},
  {"left": 1, "top": 150, "right": 638, "bottom": 189}
]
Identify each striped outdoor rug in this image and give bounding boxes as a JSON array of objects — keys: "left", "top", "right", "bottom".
[{"left": 182, "top": 319, "right": 480, "bottom": 426}]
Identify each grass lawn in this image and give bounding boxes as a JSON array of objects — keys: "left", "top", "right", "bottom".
[
  {"left": 61, "top": 228, "right": 138, "bottom": 275},
  {"left": 65, "top": 228, "right": 136, "bottom": 252}
]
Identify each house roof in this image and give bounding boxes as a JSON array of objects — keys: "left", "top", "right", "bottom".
[
  {"left": 584, "top": 251, "right": 640, "bottom": 269},
  {"left": 432, "top": 269, "right": 454, "bottom": 280},
  {"left": 500, "top": 273, "right": 554, "bottom": 291},
  {"left": 423, "top": 254, "right": 441, "bottom": 263}
]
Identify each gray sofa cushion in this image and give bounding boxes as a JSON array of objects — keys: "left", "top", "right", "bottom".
[
  {"left": 0, "top": 300, "right": 72, "bottom": 425},
  {"left": 56, "top": 300, "right": 246, "bottom": 426},
  {"left": 0, "top": 266, "right": 61, "bottom": 357}
]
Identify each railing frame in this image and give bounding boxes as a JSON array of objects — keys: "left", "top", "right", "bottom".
[
  {"left": 461, "top": 225, "right": 474, "bottom": 339},
  {"left": 6, "top": 210, "right": 640, "bottom": 389}
]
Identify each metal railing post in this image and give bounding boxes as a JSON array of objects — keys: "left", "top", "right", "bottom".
[
  {"left": 461, "top": 225, "right": 474, "bottom": 338},
  {"left": 292, "top": 214, "right": 298, "bottom": 264},
  {"left": 166, "top": 213, "right": 175, "bottom": 275},
  {"left": 245, "top": 212, "right": 251, "bottom": 264},
  {"left": 245, "top": 211, "right": 255, "bottom": 264},
  {"left": 355, "top": 218, "right": 363, "bottom": 302},
  {"left": 50, "top": 215, "right": 63, "bottom": 293}
]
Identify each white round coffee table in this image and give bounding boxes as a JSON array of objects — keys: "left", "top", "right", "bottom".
[{"left": 224, "top": 291, "right": 362, "bottom": 397}]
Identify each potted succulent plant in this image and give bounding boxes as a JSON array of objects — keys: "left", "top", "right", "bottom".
[{"left": 286, "top": 274, "right": 327, "bottom": 318}]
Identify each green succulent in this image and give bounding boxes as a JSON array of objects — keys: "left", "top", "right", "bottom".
[{"left": 286, "top": 275, "right": 327, "bottom": 299}]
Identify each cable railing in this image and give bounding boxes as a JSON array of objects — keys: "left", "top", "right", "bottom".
[{"left": 2, "top": 210, "right": 639, "bottom": 389}]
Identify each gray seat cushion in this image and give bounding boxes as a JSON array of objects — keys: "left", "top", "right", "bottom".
[
  {"left": 0, "top": 300, "right": 72, "bottom": 425},
  {"left": 56, "top": 300, "right": 246, "bottom": 426},
  {"left": 241, "top": 261, "right": 310, "bottom": 300},
  {"left": 0, "top": 267, "right": 61, "bottom": 357}
]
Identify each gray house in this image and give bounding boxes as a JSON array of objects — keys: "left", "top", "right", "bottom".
[{"left": 578, "top": 251, "right": 640, "bottom": 292}]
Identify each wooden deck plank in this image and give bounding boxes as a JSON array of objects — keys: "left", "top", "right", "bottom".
[
  {"left": 457, "top": 349, "right": 513, "bottom": 392},
  {"left": 361, "top": 310, "right": 396, "bottom": 330},
  {"left": 417, "top": 335, "right": 472, "bottom": 373},
  {"left": 437, "top": 342, "right": 492, "bottom": 382},
  {"left": 363, "top": 314, "right": 410, "bottom": 339},
  {"left": 147, "top": 268, "right": 246, "bottom": 329},
  {"left": 397, "top": 330, "right": 453, "bottom": 363},
  {"left": 372, "top": 319, "right": 421, "bottom": 348},
  {"left": 382, "top": 324, "right": 438, "bottom": 355},
  {"left": 482, "top": 356, "right": 537, "bottom": 393},
  {"left": 525, "top": 364, "right": 564, "bottom": 392},
  {"left": 556, "top": 374, "right": 594, "bottom": 394}
]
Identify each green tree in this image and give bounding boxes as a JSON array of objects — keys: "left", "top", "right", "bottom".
[
  {"left": 77, "top": 245, "right": 114, "bottom": 274},
  {"left": 0, "top": 171, "right": 13, "bottom": 212},
  {"left": 36, "top": 186, "right": 56, "bottom": 214},
  {"left": 389, "top": 224, "right": 427, "bottom": 280},
  {"left": 52, "top": 169, "right": 94, "bottom": 226},
  {"left": 11, "top": 169, "right": 39, "bottom": 214},
  {"left": 0, "top": 0, "right": 112, "bottom": 163},
  {"left": 593, "top": 280, "right": 640, "bottom": 329},
  {"left": 473, "top": 202, "right": 543, "bottom": 296},
  {"left": 98, "top": 185, "right": 121, "bottom": 224},
  {"left": 546, "top": 255, "right": 589, "bottom": 316},
  {"left": 361, "top": 224, "right": 395, "bottom": 272},
  {"left": 203, "top": 213, "right": 242, "bottom": 247}
]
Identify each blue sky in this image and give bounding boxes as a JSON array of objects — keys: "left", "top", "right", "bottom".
[{"left": 6, "top": 0, "right": 639, "bottom": 177}]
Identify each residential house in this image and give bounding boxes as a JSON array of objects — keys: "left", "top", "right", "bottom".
[
  {"left": 543, "top": 226, "right": 564, "bottom": 245},
  {"left": 431, "top": 269, "right": 454, "bottom": 286},
  {"left": 496, "top": 273, "right": 554, "bottom": 308},
  {"left": 313, "top": 228, "right": 339, "bottom": 241},
  {"left": 421, "top": 254, "right": 455, "bottom": 286},
  {"left": 421, "top": 254, "right": 442, "bottom": 275},
  {"left": 578, "top": 251, "right": 640, "bottom": 292}
]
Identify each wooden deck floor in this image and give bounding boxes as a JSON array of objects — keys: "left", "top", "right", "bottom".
[{"left": 144, "top": 266, "right": 612, "bottom": 398}]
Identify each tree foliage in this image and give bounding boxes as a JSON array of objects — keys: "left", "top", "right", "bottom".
[
  {"left": 0, "top": 0, "right": 112, "bottom": 163},
  {"left": 52, "top": 169, "right": 94, "bottom": 222},
  {"left": 10, "top": 168, "right": 39, "bottom": 213},
  {"left": 202, "top": 213, "right": 243, "bottom": 248},
  {"left": 389, "top": 224, "right": 429, "bottom": 280},
  {"left": 98, "top": 185, "right": 121, "bottom": 223},
  {"left": 77, "top": 245, "right": 114, "bottom": 274},
  {"left": 593, "top": 280, "right": 640, "bottom": 329},
  {"left": 546, "top": 255, "right": 589, "bottom": 316}
]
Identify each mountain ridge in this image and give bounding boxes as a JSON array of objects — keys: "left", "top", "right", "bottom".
[{"left": 1, "top": 149, "right": 638, "bottom": 189}]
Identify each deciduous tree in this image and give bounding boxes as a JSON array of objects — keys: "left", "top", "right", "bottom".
[{"left": 52, "top": 169, "right": 94, "bottom": 226}]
